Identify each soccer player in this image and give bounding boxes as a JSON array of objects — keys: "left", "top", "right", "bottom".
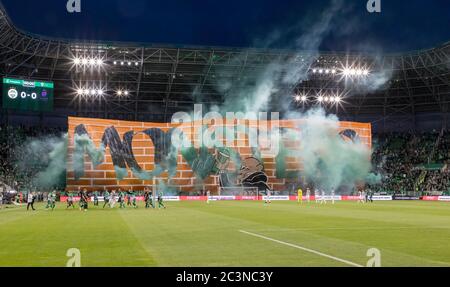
[
  {"left": 119, "top": 189, "right": 126, "bottom": 209},
  {"left": 110, "top": 190, "right": 116, "bottom": 208},
  {"left": 103, "top": 189, "right": 110, "bottom": 208},
  {"left": 320, "top": 189, "right": 327, "bottom": 204},
  {"left": 315, "top": 188, "right": 320, "bottom": 204},
  {"left": 93, "top": 190, "right": 99, "bottom": 206},
  {"left": 358, "top": 190, "right": 365, "bottom": 204},
  {"left": 45, "top": 192, "right": 52, "bottom": 209},
  {"left": 52, "top": 190, "right": 57, "bottom": 210},
  {"left": 306, "top": 188, "right": 311, "bottom": 203},
  {"left": 67, "top": 191, "right": 75, "bottom": 209},
  {"left": 144, "top": 187, "right": 150, "bottom": 208},
  {"left": 331, "top": 188, "right": 335, "bottom": 205},
  {"left": 131, "top": 191, "right": 137, "bottom": 208},
  {"left": 157, "top": 191, "right": 166, "bottom": 209},
  {"left": 145, "top": 187, "right": 155, "bottom": 209},
  {"left": 368, "top": 190, "right": 374, "bottom": 203},
  {"left": 206, "top": 190, "right": 211, "bottom": 204},
  {"left": 0, "top": 191, "right": 4, "bottom": 210},
  {"left": 265, "top": 189, "right": 272, "bottom": 204},
  {"left": 297, "top": 187, "right": 303, "bottom": 204},
  {"left": 79, "top": 188, "right": 89, "bottom": 211},
  {"left": 27, "top": 191, "right": 35, "bottom": 211},
  {"left": 47, "top": 190, "right": 56, "bottom": 210},
  {"left": 126, "top": 189, "right": 132, "bottom": 206}
]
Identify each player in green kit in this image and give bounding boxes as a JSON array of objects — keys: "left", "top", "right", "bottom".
[
  {"left": 103, "top": 189, "right": 110, "bottom": 208},
  {"left": 47, "top": 190, "right": 56, "bottom": 210},
  {"left": 119, "top": 189, "right": 126, "bottom": 209},
  {"left": 131, "top": 191, "right": 138, "bottom": 209},
  {"left": 126, "top": 189, "right": 132, "bottom": 207},
  {"left": 157, "top": 191, "right": 166, "bottom": 209},
  {"left": 45, "top": 192, "right": 52, "bottom": 209},
  {"left": 93, "top": 190, "right": 99, "bottom": 206}
]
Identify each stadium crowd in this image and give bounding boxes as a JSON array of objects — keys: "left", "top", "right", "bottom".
[
  {"left": 370, "top": 130, "right": 450, "bottom": 194},
  {"left": 0, "top": 124, "right": 65, "bottom": 191}
]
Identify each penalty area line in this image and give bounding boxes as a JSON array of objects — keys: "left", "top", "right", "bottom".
[{"left": 239, "top": 230, "right": 363, "bottom": 267}]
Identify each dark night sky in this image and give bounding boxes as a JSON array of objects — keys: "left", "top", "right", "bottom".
[{"left": 1, "top": 0, "right": 450, "bottom": 53}]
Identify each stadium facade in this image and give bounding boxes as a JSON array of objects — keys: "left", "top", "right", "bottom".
[{"left": 0, "top": 3, "right": 449, "bottom": 133}]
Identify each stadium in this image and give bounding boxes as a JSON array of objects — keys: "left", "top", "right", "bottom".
[{"left": 0, "top": 1, "right": 449, "bottom": 268}]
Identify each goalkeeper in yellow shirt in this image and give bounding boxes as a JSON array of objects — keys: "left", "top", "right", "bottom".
[{"left": 297, "top": 188, "right": 303, "bottom": 204}]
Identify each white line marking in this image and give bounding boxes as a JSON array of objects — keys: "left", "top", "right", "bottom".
[{"left": 239, "top": 230, "right": 363, "bottom": 267}]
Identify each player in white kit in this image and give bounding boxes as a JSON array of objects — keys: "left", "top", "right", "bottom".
[
  {"left": 306, "top": 188, "right": 311, "bottom": 203},
  {"left": 110, "top": 190, "right": 116, "bottom": 208},
  {"left": 320, "top": 189, "right": 327, "bottom": 204},
  {"left": 358, "top": 190, "right": 365, "bottom": 204},
  {"left": 265, "top": 189, "right": 272, "bottom": 204},
  {"left": 331, "top": 188, "right": 335, "bottom": 204}
]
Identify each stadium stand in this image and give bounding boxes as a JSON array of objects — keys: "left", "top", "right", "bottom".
[
  {"left": 370, "top": 130, "right": 450, "bottom": 195},
  {"left": 0, "top": 3, "right": 449, "bottom": 196}
]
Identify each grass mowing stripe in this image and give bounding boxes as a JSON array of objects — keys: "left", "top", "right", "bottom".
[
  {"left": 117, "top": 208, "right": 158, "bottom": 266},
  {"left": 239, "top": 230, "right": 363, "bottom": 267}
]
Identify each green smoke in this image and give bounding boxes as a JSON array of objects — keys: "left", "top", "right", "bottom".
[
  {"left": 14, "top": 133, "right": 68, "bottom": 190},
  {"left": 73, "top": 133, "right": 105, "bottom": 180}
]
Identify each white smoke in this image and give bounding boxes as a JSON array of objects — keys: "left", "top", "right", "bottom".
[{"left": 285, "top": 108, "right": 375, "bottom": 190}]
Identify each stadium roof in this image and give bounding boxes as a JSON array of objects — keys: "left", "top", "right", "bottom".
[{"left": 0, "top": 3, "right": 449, "bottom": 124}]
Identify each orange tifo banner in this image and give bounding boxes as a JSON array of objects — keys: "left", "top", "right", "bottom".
[{"left": 67, "top": 116, "right": 371, "bottom": 193}]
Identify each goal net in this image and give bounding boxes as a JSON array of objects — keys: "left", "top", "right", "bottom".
[{"left": 219, "top": 186, "right": 259, "bottom": 197}]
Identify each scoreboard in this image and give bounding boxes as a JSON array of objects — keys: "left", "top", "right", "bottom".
[{"left": 2, "top": 77, "right": 54, "bottom": 112}]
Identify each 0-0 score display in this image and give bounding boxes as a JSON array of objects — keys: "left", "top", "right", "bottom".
[{"left": 2, "top": 77, "right": 54, "bottom": 112}]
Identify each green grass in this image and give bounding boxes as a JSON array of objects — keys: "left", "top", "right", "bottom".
[{"left": 0, "top": 200, "right": 450, "bottom": 267}]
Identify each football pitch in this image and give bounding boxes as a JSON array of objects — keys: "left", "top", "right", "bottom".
[{"left": 0, "top": 200, "right": 450, "bottom": 267}]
